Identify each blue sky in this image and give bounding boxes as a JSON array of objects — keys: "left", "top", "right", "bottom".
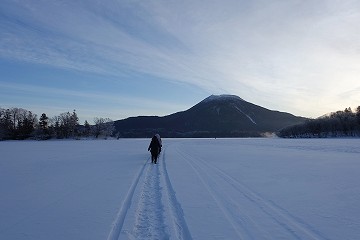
[{"left": 1, "top": 0, "right": 359, "bottom": 123}]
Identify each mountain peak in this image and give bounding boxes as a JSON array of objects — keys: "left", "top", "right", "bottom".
[
  {"left": 115, "top": 94, "right": 308, "bottom": 137},
  {"left": 201, "top": 94, "right": 244, "bottom": 103}
]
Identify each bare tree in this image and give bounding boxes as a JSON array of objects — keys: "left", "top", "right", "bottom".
[
  {"left": 93, "top": 117, "right": 115, "bottom": 138},
  {"left": 0, "top": 108, "right": 37, "bottom": 139}
]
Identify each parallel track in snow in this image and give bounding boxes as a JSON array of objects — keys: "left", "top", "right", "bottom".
[
  {"left": 107, "top": 146, "right": 192, "bottom": 240},
  {"left": 106, "top": 157, "right": 149, "bottom": 240},
  {"left": 160, "top": 149, "right": 193, "bottom": 240},
  {"left": 176, "top": 145, "right": 328, "bottom": 240}
]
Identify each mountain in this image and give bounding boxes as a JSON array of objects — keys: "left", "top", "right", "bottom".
[{"left": 114, "top": 95, "right": 308, "bottom": 138}]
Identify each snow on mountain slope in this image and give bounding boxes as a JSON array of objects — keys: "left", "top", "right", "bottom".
[
  {"left": 200, "top": 94, "right": 245, "bottom": 103},
  {"left": 233, "top": 105, "right": 257, "bottom": 124},
  {"left": 1, "top": 139, "right": 360, "bottom": 240}
]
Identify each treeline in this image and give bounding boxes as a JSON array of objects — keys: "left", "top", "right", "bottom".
[
  {"left": 0, "top": 107, "right": 115, "bottom": 140},
  {"left": 278, "top": 106, "right": 360, "bottom": 138}
]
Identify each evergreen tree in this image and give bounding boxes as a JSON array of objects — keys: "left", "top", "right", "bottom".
[
  {"left": 38, "top": 113, "right": 50, "bottom": 139},
  {"left": 70, "top": 110, "right": 79, "bottom": 137},
  {"left": 3, "top": 109, "right": 13, "bottom": 138},
  {"left": 84, "top": 120, "right": 91, "bottom": 137},
  {"left": 18, "top": 111, "right": 37, "bottom": 139},
  {"left": 39, "top": 113, "right": 49, "bottom": 130}
]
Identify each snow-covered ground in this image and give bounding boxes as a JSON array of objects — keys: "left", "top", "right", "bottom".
[{"left": 1, "top": 138, "right": 359, "bottom": 240}]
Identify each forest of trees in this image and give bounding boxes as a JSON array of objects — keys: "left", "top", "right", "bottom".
[
  {"left": 0, "top": 107, "right": 115, "bottom": 140},
  {"left": 2, "top": 105, "right": 360, "bottom": 140},
  {"left": 278, "top": 106, "right": 360, "bottom": 138}
]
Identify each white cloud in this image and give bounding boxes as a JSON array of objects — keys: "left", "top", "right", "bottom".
[{"left": 1, "top": 0, "right": 360, "bottom": 117}]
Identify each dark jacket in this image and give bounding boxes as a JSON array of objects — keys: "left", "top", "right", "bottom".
[{"left": 148, "top": 136, "right": 161, "bottom": 155}]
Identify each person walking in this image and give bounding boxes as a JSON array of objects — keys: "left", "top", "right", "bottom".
[{"left": 148, "top": 135, "right": 161, "bottom": 164}]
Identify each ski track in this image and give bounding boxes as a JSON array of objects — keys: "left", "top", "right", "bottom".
[
  {"left": 107, "top": 157, "right": 149, "bottom": 240},
  {"left": 176, "top": 143, "right": 329, "bottom": 240},
  {"left": 161, "top": 149, "right": 193, "bottom": 240},
  {"left": 108, "top": 146, "right": 192, "bottom": 240},
  {"left": 131, "top": 158, "right": 168, "bottom": 240}
]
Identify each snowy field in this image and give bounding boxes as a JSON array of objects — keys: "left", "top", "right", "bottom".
[{"left": 1, "top": 138, "right": 359, "bottom": 240}]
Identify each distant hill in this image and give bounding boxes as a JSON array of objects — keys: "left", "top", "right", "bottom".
[
  {"left": 278, "top": 107, "right": 360, "bottom": 138},
  {"left": 114, "top": 95, "right": 308, "bottom": 138}
]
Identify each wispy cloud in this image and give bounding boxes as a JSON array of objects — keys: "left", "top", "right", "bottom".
[
  {"left": 0, "top": 82, "right": 189, "bottom": 120},
  {"left": 1, "top": 0, "right": 360, "bottom": 117}
]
